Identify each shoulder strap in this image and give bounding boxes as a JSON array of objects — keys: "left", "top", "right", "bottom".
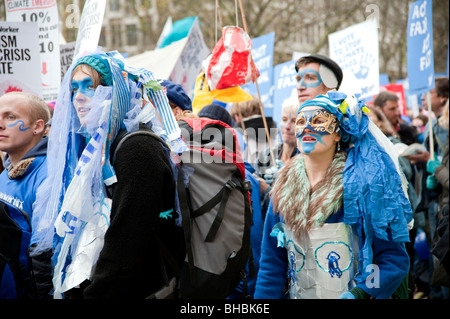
[
  {"left": 110, "top": 123, "right": 168, "bottom": 166},
  {"left": 107, "top": 124, "right": 168, "bottom": 199}
]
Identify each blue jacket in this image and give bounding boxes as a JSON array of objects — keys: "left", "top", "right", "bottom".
[
  {"left": 254, "top": 199, "right": 410, "bottom": 299},
  {"left": 0, "top": 138, "right": 48, "bottom": 245},
  {"left": 229, "top": 162, "right": 264, "bottom": 298}
]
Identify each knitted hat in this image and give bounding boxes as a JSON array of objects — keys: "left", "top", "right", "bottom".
[
  {"left": 160, "top": 80, "right": 192, "bottom": 111},
  {"left": 74, "top": 55, "right": 113, "bottom": 86},
  {"left": 198, "top": 103, "right": 233, "bottom": 127}
]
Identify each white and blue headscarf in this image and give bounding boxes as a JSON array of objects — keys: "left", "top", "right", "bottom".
[{"left": 299, "top": 92, "right": 413, "bottom": 280}]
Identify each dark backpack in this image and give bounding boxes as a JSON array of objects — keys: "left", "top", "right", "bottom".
[
  {"left": 0, "top": 199, "right": 37, "bottom": 299},
  {"left": 176, "top": 118, "right": 252, "bottom": 299},
  {"left": 111, "top": 119, "right": 252, "bottom": 299}
]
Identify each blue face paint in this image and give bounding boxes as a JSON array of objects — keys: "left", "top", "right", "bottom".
[
  {"left": 297, "top": 133, "right": 325, "bottom": 154},
  {"left": 71, "top": 76, "right": 95, "bottom": 101},
  {"left": 7, "top": 120, "right": 31, "bottom": 131},
  {"left": 298, "top": 68, "right": 323, "bottom": 88}
]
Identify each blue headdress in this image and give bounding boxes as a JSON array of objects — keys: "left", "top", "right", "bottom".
[
  {"left": 31, "top": 50, "right": 185, "bottom": 297},
  {"left": 299, "top": 92, "right": 413, "bottom": 281}
]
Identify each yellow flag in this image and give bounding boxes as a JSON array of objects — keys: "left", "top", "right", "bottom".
[{"left": 192, "top": 71, "right": 254, "bottom": 114}]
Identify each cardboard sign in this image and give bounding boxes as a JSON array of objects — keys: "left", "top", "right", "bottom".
[
  {"left": 0, "top": 21, "right": 42, "bottom": 97},
  {"left": 169, "top": 17, "right": 209, "bottom": 97},
  {"left": 73, "top": 0, "right": 106, "bottom": 58},
  {"left": 5, "top": 0, "right": 61, "bottom": 102},
  {"left": 329, "top": 20, "right": 379, "bottom": 99}
]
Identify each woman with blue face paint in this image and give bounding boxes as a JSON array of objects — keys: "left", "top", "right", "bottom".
[
  {"left": 254, "top": 92, "right": 414, "bottom": 299},
  {"left": 31, "top": 51, "right": 185, "bottom": 299},
  {"left": 71, "top": 67, "right": 96, "bottom": 124}
]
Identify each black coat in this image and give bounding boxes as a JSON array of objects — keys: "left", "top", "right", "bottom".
[{"left": 83, "top": 133, "right": 185, "bottom": 299}]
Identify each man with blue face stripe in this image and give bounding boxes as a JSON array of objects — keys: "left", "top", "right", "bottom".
[{"left": 295, "top": 54, "right": 343, "bottom": 104}]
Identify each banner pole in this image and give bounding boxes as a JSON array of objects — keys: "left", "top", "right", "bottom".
[
  {"left": 426, "top": 91, "right": 435, "bottom": 160},
  {"left": 237, "top": 0, "right": 277, "bottom": 167}
]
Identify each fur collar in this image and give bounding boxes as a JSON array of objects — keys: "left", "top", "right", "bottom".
[
  {"left": 271, "top": 152, "right": 347, "bottom": 239},
  {"left": 7, "top": 158, "right": 35, "bottom": 180}
]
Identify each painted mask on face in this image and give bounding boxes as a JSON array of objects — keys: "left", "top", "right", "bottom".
[
  {"left": 71, "top": 75, "right": 96, "bottom": 124},
  {"left": 295, "top": 108, "right": 338, "bottom": 137},
  {"left": 297, "top": 68, "right": 323, "bottom": 88},
  {"left": 71, "top": 76, "right": 95, "bottom": 101}
]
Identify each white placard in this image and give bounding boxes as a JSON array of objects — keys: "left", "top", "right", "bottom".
[
  {"left": 329, "top": 20, "right": 379, "bottom": 99},
  {"left": 169, "top": 18, "right": 210, "bottom": 97},
  {"left": 5, "top": 0, "right": 61, "bottom": 102},
  {"left": 0, "top": 21, "right": 42, "bottom": 97},
  {"left": 73, "top": 0, "right": 106, "bottom": 58}
]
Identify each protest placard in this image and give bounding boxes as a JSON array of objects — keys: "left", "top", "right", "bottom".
[
  {"left": 0, "top": 21, "right": 42, "bottom": 97},
  {"left": 241, "top": 32, "right": 275, "bottom": 115},
  {"left": 407, "top": 0, "right": 434, "bottom": 95},
  {"left": 60, "top": 41, "right": 76, "bottom": 80},
  {"left": 329, "top": 19, "right": 379, "bottom": 99},
  {"left": 73, "top": 0, "right": 106, "bottom": 58},
  {"left": 5, "top": 0, "right": 61, "bottom": 102},
  {"left": 272, "top": 60, "right": 298, "bottom": 126},
  {"left": 169, "top": 17, "right": 209, "bottom": 97}
]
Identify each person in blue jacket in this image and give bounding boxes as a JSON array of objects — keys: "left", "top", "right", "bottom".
[
  {"left": 254, "top": 92, "right": 413, "bottom": 299},
  {"left": 0, "top": 91, "right": 52, "bottom": 298}
]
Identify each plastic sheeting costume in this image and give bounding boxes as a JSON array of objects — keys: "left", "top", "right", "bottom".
[
  {"left": 31, "top": 51, "right": 185, "bottom": 298},
  {"left": 254, "top": 92, "right": 413, "bottom": 299}
]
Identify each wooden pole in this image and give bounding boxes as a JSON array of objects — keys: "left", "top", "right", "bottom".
[
  {"left": 237, "top": 0, "right": 277, "bottom": 167},
  {"left": 216, "top": 0, "right": 223, "bottom": 31},
  {"left": 426, "top": 91, "right": 435, "bottom": 159}
]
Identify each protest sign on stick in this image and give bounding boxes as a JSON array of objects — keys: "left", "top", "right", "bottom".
[
  {"left": 407, "top": 0, "right": 435, "bottom": 158},
  {"left": 5, "top": 0, "right": 61, "bottom": 102},
  {"left": 329, "top": 19, "right": 379, "bottom": 99},
  {"left": 0, "top": 21, "right": 42, "bottom": 97},
  {"left": 73, "top": 0, "right": 107, "bottom": 58},
  {"left": 169, "top": 17, "right": 209, "bottom": 97}
]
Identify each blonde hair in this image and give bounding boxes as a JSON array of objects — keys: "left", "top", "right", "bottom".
[
  {"left": 169, "top": 101, "right": 198, "bottom": 120},
  {"left": 4, "top": 91, "right": 50, "bottom": 125},
  {"left": 230, "top": 98, "right": 261, "bottom": 119},
  {"left": 438, "top": 99, "right": 449, "bottom": 129}
]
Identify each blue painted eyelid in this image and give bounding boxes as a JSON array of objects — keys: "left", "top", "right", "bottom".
[
  {"left": 298, "top": 68, "right": 322, "bottom": 88},
  {"left": 71, "top": 77, "right": 96, "bottom": 99}
]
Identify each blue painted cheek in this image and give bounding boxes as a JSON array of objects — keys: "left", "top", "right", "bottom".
[
  {"left": 71, "top": 78, "right": 95, "bottom": 101},
  {"left": 297, "top": 134, "right": 325, "bottom": 154},
  {"left": 7, "top": 120, "right": 31, "bottom": 131}
]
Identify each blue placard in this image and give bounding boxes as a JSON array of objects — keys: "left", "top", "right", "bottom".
[
  {"left": 407, "top": 0, "right": 435, "bottom": 95},
  {"left": 272, "top": 60, "right": 298, "bottom": 127},
  {"left": 242, "top": 32, "right": 275, "bottom": 116}
]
